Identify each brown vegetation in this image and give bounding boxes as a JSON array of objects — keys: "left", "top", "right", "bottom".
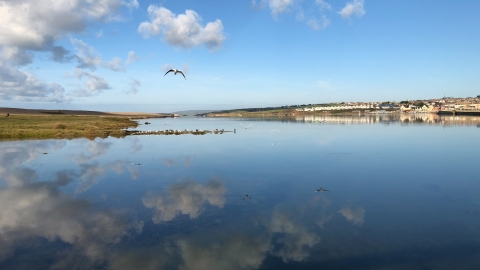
[{"left": 0, "top": 115, "right": 138, "bottom": 140}]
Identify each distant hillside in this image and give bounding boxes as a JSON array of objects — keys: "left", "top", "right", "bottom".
[{"left": 172, "top": 110, "right": 215, "bottom": 115}]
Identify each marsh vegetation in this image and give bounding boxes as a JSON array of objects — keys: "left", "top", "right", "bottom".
[{"left": 0, "top": 115, "right": 138, "bottom": 140}]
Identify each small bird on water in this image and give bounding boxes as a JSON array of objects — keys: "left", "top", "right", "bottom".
[
  {"left": 242, "top": 194, "right": 252, "bottom": 200},
  {"left": 315, "top": 187, "right": 329, "bottom": 192},
  {"left": 164, "top": 69, "right": 186, "bottom": 79}
]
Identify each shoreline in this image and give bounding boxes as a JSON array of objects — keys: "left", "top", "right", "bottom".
[{"left": 0, "top": 113, "right": 231, "bottom": 141}]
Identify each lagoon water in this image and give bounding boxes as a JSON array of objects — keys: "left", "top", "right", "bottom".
[{"left": 1, "top": 114, "right": 479, "bottom": 269}]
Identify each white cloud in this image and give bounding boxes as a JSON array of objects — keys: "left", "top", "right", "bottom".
[
  {"left": 106, "top": 57, "right": 125, "bottom": 71},
  {"left": 124, "top": 79, "right": 140, "bottom": 95},
  {"left": 138, "top": 6, "right": 225, "bottom": 51},
  {"left": 306, "top": 19, "right": 319, "bottom": 30},
  {"left": 70, "top": 38, "right": 104, "bottom": 70},
  {"left": 51, "top": 45, "right": 73, "bottom": 63},
  {"left": 267, "top": 0, "right": 295, "bottom": 15},
  {"left": 0, "top": 63, "right": 70, "bottom": 102},
  {"left": 142, "top": 179, "right": 226, "bottom": 223},
  {"left": 0, "top": 0, "right": 138, "bottom": 62},
  {"left": 68, "top": 68, "right": 111, "bottom": 97},
  {"left": 84, "top": 75, "right": 110, "bottom": 93},
  {"left": 315, "top": 0, "right": 332, "bottom": 11},
  {"left": 308, "top": 15, "right": 330, "bottom": 30},
  {"left": 252, "top": 0, "right": 297, "bottom": 17},
  {"left": 339, "top": 206, "right": 366, "bottom": 225},
  {"left": 124, "top": 0, "right": 139, "bottom": 10},
  {"left": 0, "top": 47, "right": 34, "bottom": 66},
  {"left": 125, "top": 51, "right": 137, "bottom": 65},
  {"left": 71, "top": 38, "right": 127, "bottom": 72},
  {"left": 339, "top": 0, "right": 365, "bottom": 18},
  {"left": 321, "top": 15, "right": 331, "bottom": 29},
  {"left": 296, "top": 9, "right": 305, "bottom": 21},
  {"left": 258, "top": 1, "right": 330, "bottom": 30}
]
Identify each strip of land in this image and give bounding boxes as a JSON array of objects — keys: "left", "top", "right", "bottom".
[
  {"left": 0, "top": 107, "right": 172, "bottom": 118},
  {"left": 0, "top": 108, "right": 172, "bottom": 140}
]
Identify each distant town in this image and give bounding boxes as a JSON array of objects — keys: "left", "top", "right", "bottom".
[
  {"left": 293, "top": 95, "right": 480, "bottom": 113},
  {"left": 202, "top": 95, "right": 480, "bottom": 116}
]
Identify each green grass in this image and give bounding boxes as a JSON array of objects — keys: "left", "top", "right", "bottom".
[{"left": 0, "top": 115, "right": 138, "bottom": 140}]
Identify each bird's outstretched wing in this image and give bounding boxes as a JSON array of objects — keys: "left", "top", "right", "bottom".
[
  {"left": 177, "top": 70, "right": 186, "bottom": 79},
  {"left": 240, "top": 123, "right": 246, "bottom": 128},
  {"left": 247, "top": 124, "right": 254, "bottom": 128},
  {"left": 164, "top": 69, "right": 174, "bottom": 76}
]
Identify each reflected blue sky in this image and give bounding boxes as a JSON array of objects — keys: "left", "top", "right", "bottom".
[{"left": 0, "top": 116, "right": 479, "bottom": 269}]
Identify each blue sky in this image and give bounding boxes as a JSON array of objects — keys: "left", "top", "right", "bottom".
[{"left": 1, "top": 0, "right": 479, "bottom": 112}]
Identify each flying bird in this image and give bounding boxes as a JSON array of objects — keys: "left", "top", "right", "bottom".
[
  {"left": 315, "top": 187, "right": 329, "bottom": 192},
  {"left": 240, "top": 123, "right": 253, "bottom": 129},
  {"left": 242, "top": 194, "right": 252, "bottom": 200},
  {"left": 164, "top": 69, "right": 186, "bottom": 79},
  {"left": 271, "top": 129, "right": 280, "bottom": 132}
]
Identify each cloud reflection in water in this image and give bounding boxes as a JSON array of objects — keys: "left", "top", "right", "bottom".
[
  {"left": 339, "top": 206, "right": 366, "bottom": 226},
  {"left": 0, "top": 176, "right": 142, "bottom": 267},
  {"left": 143, "top": 178, "right": 226, "bottom": 223},
  {"left": 0, "top": 140, "right": 66, "bottom": 186}
]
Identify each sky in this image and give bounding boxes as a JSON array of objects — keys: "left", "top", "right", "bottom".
[{"left": 0, "top": 0, "right": 479, "bottom": 112}]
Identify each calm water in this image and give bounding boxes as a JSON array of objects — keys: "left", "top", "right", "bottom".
[{"left": 1, "top": 114, "right": 479, "bottom": 269}]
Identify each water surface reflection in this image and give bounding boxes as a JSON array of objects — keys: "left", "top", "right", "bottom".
[{"left": 1, "top": 116, "right": 480, "bottom": 269}]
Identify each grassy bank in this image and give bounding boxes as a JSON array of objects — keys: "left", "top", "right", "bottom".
[{"left": 0, "top": 115, "right": 138, "bottom": 140}]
